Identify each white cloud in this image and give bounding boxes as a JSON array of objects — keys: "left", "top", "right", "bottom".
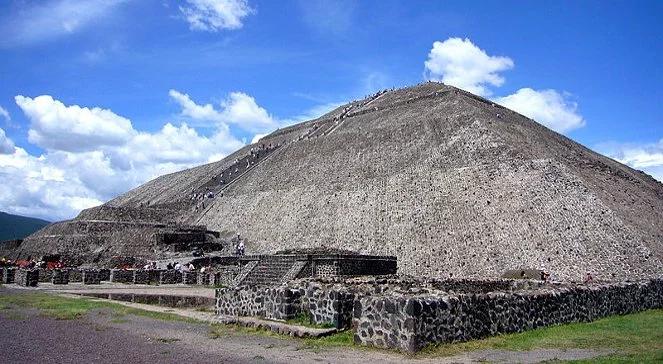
[
  {"left": 16, "top": 95, "right": 135, "bottom": 152},
  {"left": 169, "top": 90, "right": 223, "bottom": 122},
  {"left": 180, "top": 0, "right": 254, "bottom": 32},
  {"left": 423, "top": 37, "right": 586, "bottom": 134},
  {"left": 424, "top": 37, "right": 514, "bottom": 96},
  {"left": 0, "top": 128, "right": 15, "bottom": 154},
  {"left": 3, "top": 95, "right": 245, "bottom": 221},
  {"left": 494, "top": 88, "right": 585, "bottom": 133},
  {"left": 169, "top": 89, "right": 277, "bottom": 132},
  {"left": 0, "top": 106, "right": 10, "bottom": 122},
  {"left": 3, "top": 89, "right": 360, "bottom": 220},
  {"left": 599, "top": 140, "right": 663, "bottom": 181},
  {"left": 0, "top": 0, "right": 126, "bottom": 47}
]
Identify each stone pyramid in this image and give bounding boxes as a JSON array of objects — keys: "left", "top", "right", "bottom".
[{"left": 12, "top": 82, "right": 663, "bottom": 281}]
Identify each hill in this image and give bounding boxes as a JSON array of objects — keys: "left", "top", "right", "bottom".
[
  {"left": 12, "top": 82, "right": 663, "bottom": 281},
  {"left": 0, "top": 212, "right": 50, "bottom": 241}
]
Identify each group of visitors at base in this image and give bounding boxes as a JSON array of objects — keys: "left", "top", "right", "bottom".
[{"left": 0, "top": 256, "right": 64, "bottom": 269}]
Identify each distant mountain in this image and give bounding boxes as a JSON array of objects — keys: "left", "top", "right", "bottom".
[{"left": 0, "top": 212, "right": 50, "bottom": 241}]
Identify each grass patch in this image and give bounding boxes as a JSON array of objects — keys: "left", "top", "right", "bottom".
[
  {"left": 0, "top": 291, "right": 201, "bottom": 324},
  {"left": 286, "top": 312, "right": 335, "bottom": 329},
  {"left": 195, "top": 306, "right": 214, "bottom": 313},
  {"left": 301, "top": 330, "right": 354, "bottom": 352},
  {"left": 420, "top": 309, "right": 663, "bottom": 362}
]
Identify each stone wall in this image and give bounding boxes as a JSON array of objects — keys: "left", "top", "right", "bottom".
[
  {"left": 2, "top": 267, "right": 15, "bottom": 284},
  {"left": 183, "top": 271, "right": 197, "bottom": 285},
  {"left": 98, "top": 269, "right": 111, "bottom": 281},
  {"left": 51, "top": 270, "right": 69, "bottom": 284},
  {"left": 216, "top": 286, "right": 266, "bottom": 316},
  {"left": 110, "top": 269, "right": 134, "bottom": 284},
  {"left": 82, "top": 270, "right": 102, "bottom": 285},
  {"left": 197, "top": 272, "right": 210, "bottom": 285},
  {"left": 215, "top": 277, "right": 663, "bottom": 352},
  {"left": 68, "top": 269, "right": 82, "bottom": 282},
  {"left": 159, "top": 270, "right": 182, "bottom": 284},
  {"left": 37, "top": 268, "right": 53, "bottom": 283},
  {"left": 15, "top": 269, "right": 39, "bottom": 287},
  {"left": 353, "top": 279, "right": 663, "bottom": 352},
  {"left": 133, "top": 270, "right": 151, "bottom": 285}
]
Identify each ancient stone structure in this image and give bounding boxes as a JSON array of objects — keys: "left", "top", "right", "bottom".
[
  {"left": 37, "top": 268, "right": 53, "bottom": 283},
  {"left": 15, "top": 269, "right": 39, "bottom": 287},
  {"left": 159, "top": 270, "right": 182, "bottom": 285},
  {"left": 132, "top": 270, "right": 151, "bottom": 285},
  {"left": 51, "top": 270, "right": 69, "bottom": 285},
  {"left": 216, "top": 277, "right": 663, "bottom": 352},
  {"left": 10, "top": 82, "right": 663, "bottom": 282},
  {"left": 110, "top": 269, "right": 134, "bottom": 284},
  {"left": 2, "top": 267, "right": 15, "bottom": 284},
  {"left": 82, "top": 270, "right": 102, "bottom": 285},
  {"left": 182, "top": 271, "right": 197, "bottom": 285},
  {"left": 68, "top": 269, "right": 82, "bottom": 282}
]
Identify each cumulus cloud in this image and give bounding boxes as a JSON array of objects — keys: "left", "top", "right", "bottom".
[
  {"left": 0, "top": 128, "right": 15, "bottom": 154},
  {"left": 179, "top": 0, "right": 254, "bottom": 32},
  {"left": 4, "top": 95, "right": 244, "bottom": 220},
  {"left": 15, "top": 95, "right": 135, "bottom": 152},
  {"left": 494, "top": 88, "right": 585, "bottom": 133},
  {"left": 599, "top": 140, "right": 663, "bottom": 181},
  {"left": 424, "top": 37, "right": 514, "bottom": 97},
  {"left": 169, "top": 89, "right": 277, "bottom": 132},
  {"left": 0, "top": 0, "right": 126, "bottom": 47},
  {"left": 424, "top": 37, "right": 586, "bottom": 134}
]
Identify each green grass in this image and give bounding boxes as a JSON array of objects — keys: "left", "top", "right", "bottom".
[
  {"left": 0, "top": 291, "right": 201, "bottom": 323},
  {"left": 286, "top": 312, "right": 335, "bottom": 329},
  {"left": 419, "top": 309, "right": 663, "bottom": 362}
]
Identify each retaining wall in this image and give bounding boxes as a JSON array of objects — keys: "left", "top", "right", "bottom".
[
  {"left": 353, "top": 279, "right": 663, "bottom": 352},
  {"left": 110, "top": 269, "right": 134, "bottom": 283},
  {"left": 52, "top": 270, "right": 69, "bottom": 284},
  {"left": 15, "top": 269, "right": 39, "bottom": 287},
  {"left": 2, "top": 267, "right": 15, "bottom": 284},
  {"left": 82, "top": 270, "right": 102, "bottom": 285}
]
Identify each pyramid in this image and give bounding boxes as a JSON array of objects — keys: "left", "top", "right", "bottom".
[{"left": 11, "top": 82, "right": 663, "bottom": 281}]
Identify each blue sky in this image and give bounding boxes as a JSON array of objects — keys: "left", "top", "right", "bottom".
[{"left": 0, "top": 0, "right": 661, "bottom": 221}]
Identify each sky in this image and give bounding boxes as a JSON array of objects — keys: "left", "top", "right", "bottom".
[{"left": 0, "top": 0, "right": 661, "bottom": 221}]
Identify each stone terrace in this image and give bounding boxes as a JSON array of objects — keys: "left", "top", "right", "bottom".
[{"left": 215, "top": 276, "right": 663, "bottom": 352}]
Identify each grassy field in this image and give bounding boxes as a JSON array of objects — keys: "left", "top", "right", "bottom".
[
  {"left": 1, "top": 289, "right": 661, "bottom": 362},
  {"left": 0, "top": 290, "right": 199, "bottom": 322},
  {"left": 419, "top": 309, "right": 663, "bottom": 362}
]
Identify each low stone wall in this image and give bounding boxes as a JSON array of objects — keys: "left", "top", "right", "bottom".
[
  {"left": 211, "top": 266, "right": 240, "bottom": 286},
  {"left": 159, "top": 270, "right": 182, "bottom": 284},
  {"left": 110, "top": 269, "right": 134, "bottom": 284},
  {"left": 52, "top": 270, "right": 69, "bottom": 284},
  {"left": 98, "top": 269, "right": 111, "bottom": 281},
  {"left": 183, "top": 271, "right": 197, "bottom": 285},
  {"left": 16, "top": 269, "right": 39, "bottom": 287},
  {"left": 2, "top": 267, "right": 15, "bottom": 284},
  {"left": 38, "top": 268, "right": 54, "bottom": 283},
  {"left": 353, "top": 279, "right": 663, "bottom": 352},
  {"left": 216, "top": 282, "right": 355, "bottom": 328},
  {"left": 82, "top": 270, "right": 102, "bottom": 285},
  {"left": 197, "top": 272, "right": 210, "bottom": 285},
  {"left": 133, "top": 270, "right": 151, "bottom": 285},
  {"left": 68, "top": 269, "right": 82, "bottom": 282},
  {"left": 216, "top": 286, "right": 266, "bottom": 317}
]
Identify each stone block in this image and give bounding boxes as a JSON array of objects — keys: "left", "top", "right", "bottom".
[
  {"left": 51, "top": 270, "right": 69, "bottom": 285},
  {"left": 15, "top": 269, "right": 39, "bottom": 287}
]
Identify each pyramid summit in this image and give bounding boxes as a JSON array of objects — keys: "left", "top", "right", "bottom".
[{"left": 7, "top": 82, "right": 663, "bottom": 281}]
